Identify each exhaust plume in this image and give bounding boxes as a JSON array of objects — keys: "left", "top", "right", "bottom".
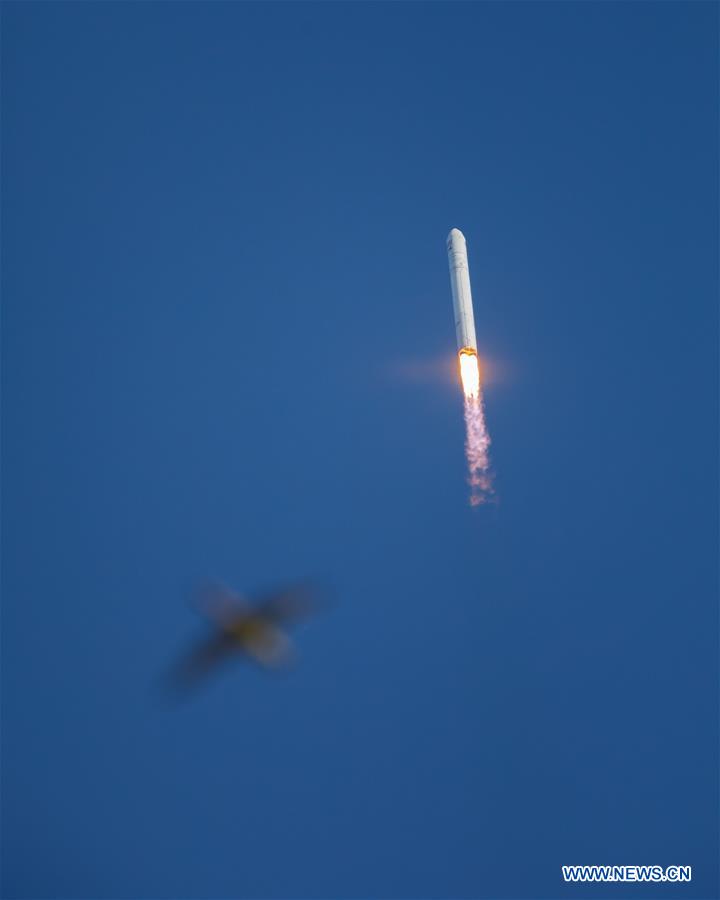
[{"left": 459, "top": 352, "right": 493, "bottom": 505}]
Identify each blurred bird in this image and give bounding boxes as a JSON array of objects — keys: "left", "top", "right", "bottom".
[{"left": 167, "top": 581, "right": 327, "bottom": 692}]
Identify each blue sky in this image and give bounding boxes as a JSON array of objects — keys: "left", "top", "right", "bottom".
[{"left": 2, "top": 3, "right": 718, "bottom": 898}]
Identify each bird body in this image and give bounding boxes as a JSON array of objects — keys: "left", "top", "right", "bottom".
[{"left": 167, "top": 582, "right": 325, "bottom": 693}]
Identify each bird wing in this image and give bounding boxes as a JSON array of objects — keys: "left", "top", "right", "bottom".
[
  {"left": 192, "top": 583, "right": 249, "bottom": 627},
  {"left": 240, "top": 622, "right": 294, "bottom": 668},
  {"left": 166, "top": 632, "right": 237, "bottom": 693}
]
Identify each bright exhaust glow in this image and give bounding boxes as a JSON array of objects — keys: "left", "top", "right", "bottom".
[
  {"left": 458, "top": 348, "right": 480, "bottom": 399},
  {"left": 458, "top": 350, "right": 493, "bottom": 505}
]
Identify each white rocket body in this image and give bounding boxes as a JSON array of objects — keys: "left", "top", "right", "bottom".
[{"left": 446, "top": 228, "right": 477, "bottom": 354}]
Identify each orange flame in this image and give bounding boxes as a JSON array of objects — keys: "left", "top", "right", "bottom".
[{"left": 458, "top": 349, "right": 480, "bottom": 399}]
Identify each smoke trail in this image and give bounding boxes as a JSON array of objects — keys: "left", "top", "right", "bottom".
[{"left": 463, "top": 390, "right": 493, "bottom": 506}]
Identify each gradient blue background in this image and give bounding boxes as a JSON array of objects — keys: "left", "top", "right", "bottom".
[{"left": 2, "top": 3, "right": 718, "bottom": 898}]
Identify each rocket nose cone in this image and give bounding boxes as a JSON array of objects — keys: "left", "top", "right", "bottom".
[{"left": 447, "top": 227, "right": 465, "bottom": 244}]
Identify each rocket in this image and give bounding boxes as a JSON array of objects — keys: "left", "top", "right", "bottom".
[
  {"left": 446, "top": 227, "right": 492, "bottom": 502},
  {"left": 447, "top": 228, "right": 481, "bottom": 398},
  {"left": 446, "top": 228, "right": 477, "bottom": 358}
]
